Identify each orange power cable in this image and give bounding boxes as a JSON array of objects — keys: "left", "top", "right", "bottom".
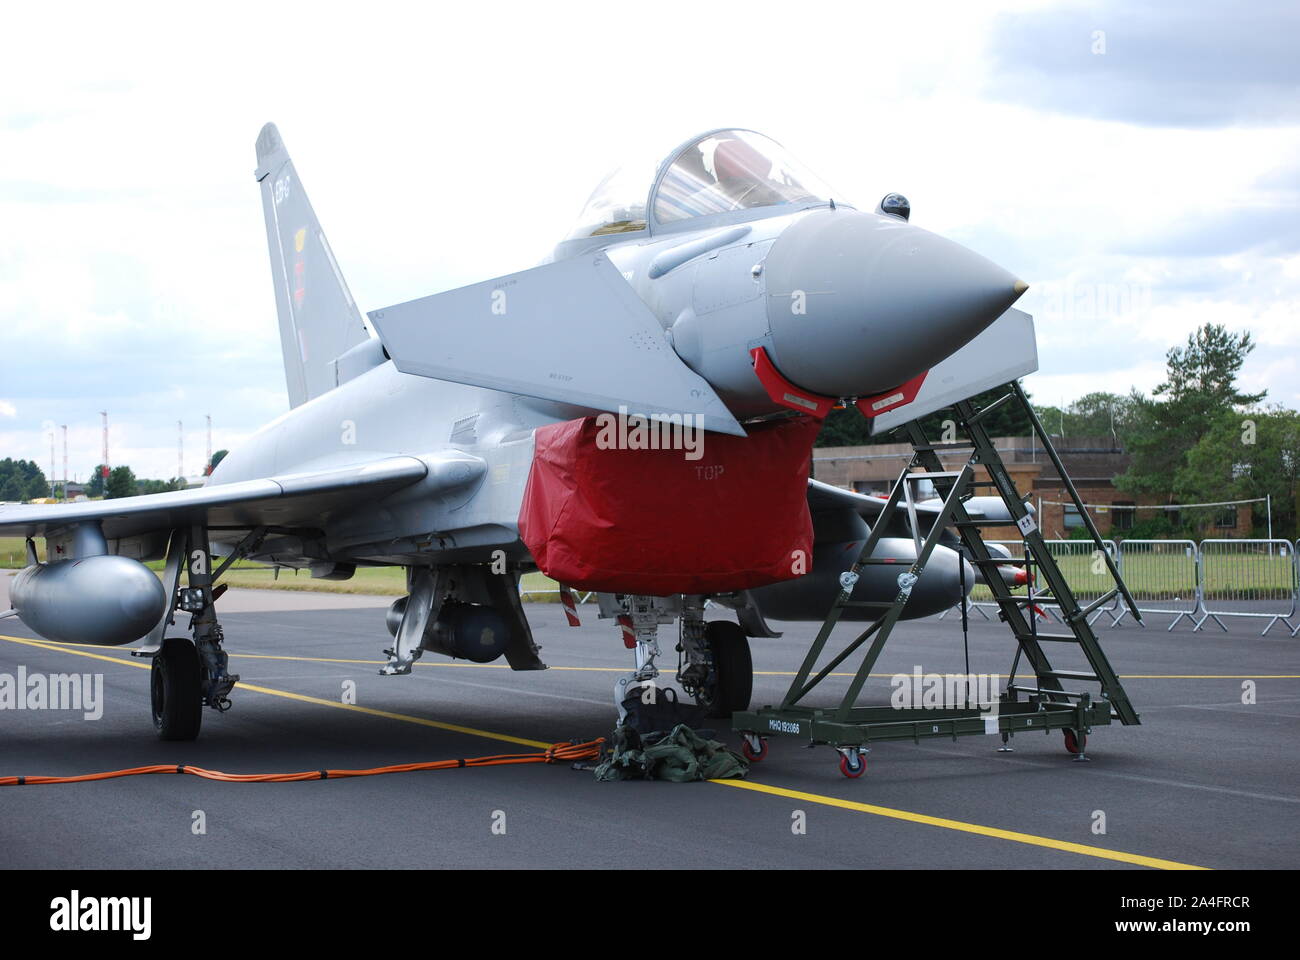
[{"left": 0, "top": 738, "right": 604, "bottom": 786}]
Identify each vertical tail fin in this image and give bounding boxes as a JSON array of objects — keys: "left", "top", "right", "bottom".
[{"left": 254, "top": 123, "right": 369, "bottom": 408}]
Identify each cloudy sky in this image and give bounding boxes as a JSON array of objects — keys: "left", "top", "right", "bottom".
[{"left": 2, "top": 0, "right": 1297, "bottom": 481}]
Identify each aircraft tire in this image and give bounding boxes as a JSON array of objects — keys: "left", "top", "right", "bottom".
[
  {"left": 151, "top": 637, "right": 203, "bottom": 741},
  {"left": 703, "top": 620, "right": 753, "bottom": 719}
]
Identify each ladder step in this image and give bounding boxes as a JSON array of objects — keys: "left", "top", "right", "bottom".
[
  {"left": 954, "top": 519, "right": 1015, "bottom": 527},
  {"left": 1007, "top": 685, "right": 1087, "bottom": 699},
  {"left": 1041, "top": 670, "right": 1099, "bottom": 681},
  {"left": 1077, "top": 588, "right": 1119, "bottom": 617},
  {"left": 842, "top": 600, "right": 895, "bottom": 608},
  {"left": 995, "top": 595, "right": 1060, "bottom": 607},
  {"left": 856, "top": 558, "right": 909, "bottom": 565},
  {"left": 906, "top": 471, "right": 964, "bottom": 481},
  {"left": 1014, "top": 633, "right": 1078, "bottom": 642},
  {"left": 910, "top": 442, "right": 974, "bottom": 452},
  {"left": 965, "top": 391, "right": 1014, "bottom": 425}
]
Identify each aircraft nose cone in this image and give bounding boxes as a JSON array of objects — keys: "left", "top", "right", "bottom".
[{"left": 764, "top": 209, "right": 1026, "bottom": 398}]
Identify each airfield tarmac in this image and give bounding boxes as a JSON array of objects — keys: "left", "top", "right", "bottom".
[{"left": 1, "top": 578, "right": 1297, "bottom": 870}]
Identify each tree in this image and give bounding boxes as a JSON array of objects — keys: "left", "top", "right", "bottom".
[
  {"left": 1119, "top": 323, "right": 1265, "bottom": 499},
  {"left": 815, "top": 385, "right": 1036, "bottom": 448},
  {"left": 912, "top": 386, "right": 1035, "bottom": 440},
  {"left": 1037, "top": 391, "right": 1140, "bottom": 444},
  {"left": 1176, "top": 407, "right": 1300, "bottom": 538},
  {"left": 106, "top": 465, "right": 137, "bottom": 499},
  {"left": 136, "top": 477, "right": 186, "bottom": 495},
  {"left": 0, "top": 475, "right": 23, "bottom": 502},
  {"left": 86, "top": 465, "right": 109, "bottom": 498},
  {"left": 24, "top": 472, "right": 50, "bottom": 500},
  {"left": 0, "top": 458, "right": 48, "bottom": 502},
  {"left": 815, "top": 407, "right": 873, "bottom": 447},
  {"left": 1156, "top": 323, "right": 1265, "bottom": 416}
]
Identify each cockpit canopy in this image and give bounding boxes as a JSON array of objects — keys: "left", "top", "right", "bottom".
[{"left": 564, "top": 129, "right": 840, "bottom": 241}]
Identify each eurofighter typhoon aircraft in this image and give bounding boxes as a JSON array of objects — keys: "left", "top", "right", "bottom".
[{"left": 0, "top": 125, "right": 1037, "bottom": 740}]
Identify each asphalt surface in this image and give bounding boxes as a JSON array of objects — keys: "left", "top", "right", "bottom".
[{"left": 2, "top": 579, "right": 1297, "bottom": 870}]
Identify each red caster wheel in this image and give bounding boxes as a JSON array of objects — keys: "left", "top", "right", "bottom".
[
  {"left": 1063, "top": 728, "right": 1087, "bottom": 755},
  {"left": 741, "top": 736, "right": 768, "bottom": 762},
  {"left": 838, "top": 751, "right": 867, "bottom": 778}
]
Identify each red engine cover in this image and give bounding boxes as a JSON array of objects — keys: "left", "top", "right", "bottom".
[{"left": 519, "top": 415, "right": 821, "bottom": 596}]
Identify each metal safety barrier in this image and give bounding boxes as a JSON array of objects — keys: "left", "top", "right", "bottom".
[
  {"left": 956, "top": 539, "right": 1119, "bottom": 626},
  {"left": 1294, "top": 540, "right": 1300, "bottom": 638},
  {"left": 1113, "top": 539, "right": 1200, "bottom": 630},
  {"left": 943, "top": 536, "right": 1300, "bottom": 638},
  {"left": 1195, "top": 539, "right": 1297, "bottom": 637},
  {"left": 954, "top": 539, "right": 1024, "bottom": 621},
  {"left": 1043, "top": 539, "right": 1121, "bottom": 626}
]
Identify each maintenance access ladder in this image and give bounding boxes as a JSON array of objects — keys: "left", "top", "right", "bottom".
[
  {"left": 734, "top": 381, "right": 1141, "bottom": 772},
  {"left": 902, "top": 380, "right": 1142, "bottom": 727}
]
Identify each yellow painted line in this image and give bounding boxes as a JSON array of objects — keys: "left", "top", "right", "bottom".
[
  {"left": 0, "top": 633, "right": 1212, "bottom": 868},
  {"left": 0, "top": 634, "right": 548, "bottom": 749},
  {"left": 4, "top": 637, "right": 1296, "bottom": 679},
  {"left": 711, "top": 779, "right": 1210, "bottom": 870},
  {"left": 1100, "top": 675, "right": 1300, "bottom": 680},
  {"left": 5, "top": 634, "right": 1294, "bottom": 681},
  {"left": 1, "top": 635, "right": 149, "bottom": 671},
  {"left": 229, "top": 682, "right": 549, "bottom": 748}
]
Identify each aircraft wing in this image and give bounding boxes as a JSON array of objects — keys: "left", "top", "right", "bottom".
[
  {"left": 805, "top": 479, "right": 982, "bottom": 518},
  {"left": 808, "top": 479, "right": 1032, "bottom": 528},
  {"left": 0, "top": 457, "right": 430, "bottom": 541},
  {"left": 369, "top": 254, "right": 747, "bottom": 437}
]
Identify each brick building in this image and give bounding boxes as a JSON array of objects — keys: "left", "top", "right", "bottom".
[{"left": 812, "top": 435, "right": 1252, "bottom": 540}]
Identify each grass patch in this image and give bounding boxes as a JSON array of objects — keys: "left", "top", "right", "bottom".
[
  {"left": 3, "top": 536, "right": 564, "bottom": 600},
  {"left": 0, "top": 537, "right": 43, "bottom": 567},
  {"left": 210, "top": 567, "right": 563, "bottom": 600},
  {"left": 971, "top": 547, "right": 1296, "bottom": 603}
]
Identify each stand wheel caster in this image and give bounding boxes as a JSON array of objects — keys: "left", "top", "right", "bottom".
[
  {"left": 838, "top": 750, "right": 867, "bottom": 779},
  {"left": 1063, "top": 728, "right": 1087, "bottom": 755},
  {"left": 741, "top": 735, "right": 768, "bottom": 762}
]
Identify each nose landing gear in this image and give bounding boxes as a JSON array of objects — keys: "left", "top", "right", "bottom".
[
  {"left": 692, "top": 620, "right": 753, "bottom": 719},
  {"left": 604, "top": 594, "right": 755, "bottom": 725}
]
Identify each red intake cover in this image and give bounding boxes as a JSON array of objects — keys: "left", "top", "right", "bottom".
[{"left": 518, "top": 415, "right": 820, "bottom": 596}]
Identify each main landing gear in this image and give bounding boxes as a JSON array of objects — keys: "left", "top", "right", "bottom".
[
  {"left": 150, "top": 636, "right": 203, "bottom": 741},
  {"left": 138, "top": 525, "right": 259, "bottom": 741}
]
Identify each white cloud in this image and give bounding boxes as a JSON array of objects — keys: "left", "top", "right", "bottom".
[{"left": 0, "top": 0, "right": 1296, "bottom": 477}]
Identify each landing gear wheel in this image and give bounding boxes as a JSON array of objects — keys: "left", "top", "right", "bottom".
[
  {"left": 741, "top": 736, "right": 768, "bottom": 763},
  {"left": 839, "top": 751, "right": 867, "bottom": 779},
  {"left": 703, "top": 620, "right": 752, "bottom": 719},
  {"left": 1063, "top": 728, "right": 1086, "bottom": 755},
  {"left": 151, "top": 637, "right": 203, "bottom": 741}
]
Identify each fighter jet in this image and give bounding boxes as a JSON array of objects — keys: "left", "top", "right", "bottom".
[{"left": 0, "top": 125, "right": 1031, "bottom": 739}]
